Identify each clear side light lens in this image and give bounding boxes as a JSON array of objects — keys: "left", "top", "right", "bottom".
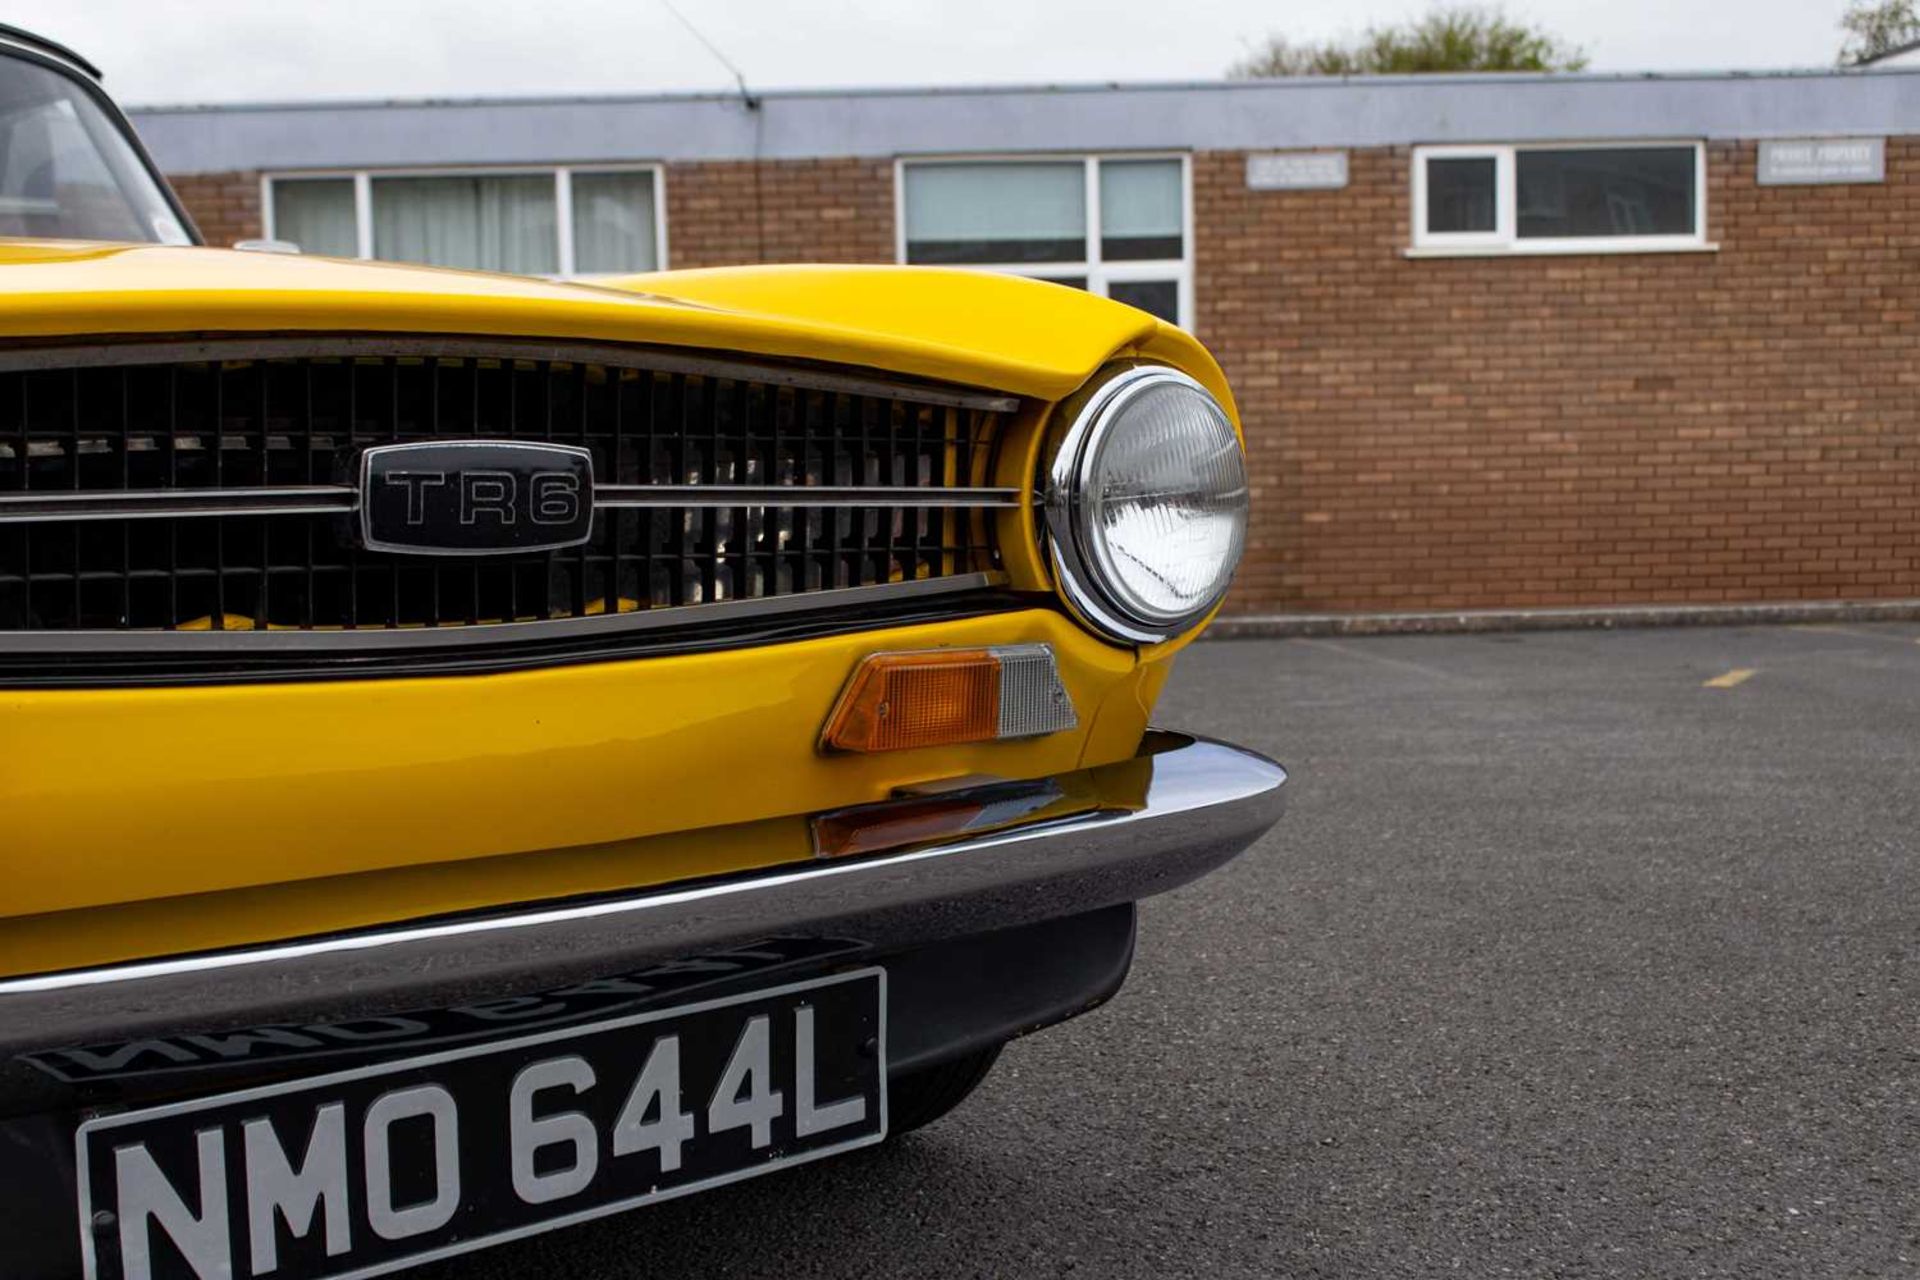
[{"left": 1047, "top": 367, "right": 1249, "bottom": 643}]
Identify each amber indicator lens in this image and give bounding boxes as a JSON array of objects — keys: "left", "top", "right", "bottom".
[{"left": 820, "top": 645, "right": 1077, "bottom": 753}]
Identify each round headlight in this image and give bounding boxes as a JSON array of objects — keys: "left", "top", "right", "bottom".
[{"left": 1044, "top": 365, "right": 1249, "bottom": 644}]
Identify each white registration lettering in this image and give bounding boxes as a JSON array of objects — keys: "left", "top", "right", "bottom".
[
  {"left": 362, "top": 1085, "right": 460, "bottom": 1240},
  {"left": 793, "top": 1005, "right": 867, "bottom": 1137},
  {"left": 114, "top": 1128, "right": 230, "bottom": 1280},
  {"left": 243, "top": 1103, "right": 352, "bottom": 1274},
  {"left": 707, "top": 1014, "right": 784, "bottom": 1149},
  {"left": 612, "top": 1034, "right": 697, "bottom": 1172},
  {"left": 508, "top": 1056, "right": 600, "bottom": 1205}
]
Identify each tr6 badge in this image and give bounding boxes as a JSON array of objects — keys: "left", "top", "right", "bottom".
[{"left": 357, "top": 441, "right": 595, "bottom": 555}]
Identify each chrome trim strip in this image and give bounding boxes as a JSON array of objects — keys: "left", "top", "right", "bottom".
[
  {"left": 595, "top": 484, "right": 1021, "bottom": 509},
  {"left": 0, "top": 572, "right": 1009, "bottom": 653},
  {"left": 0, "top": 483, "right": 1021, "bottom": 523},
  {"left": 0, "top": 733, "right": 1285, "bottom": 1053},
  {"left": 0, "top": 486, "right": 357, "bottom": 523},
  {"left": 0, "top": 335, "right": 1023, "bottom": 413}
]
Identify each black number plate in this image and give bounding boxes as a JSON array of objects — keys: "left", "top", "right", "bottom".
[{"left": 77, "top": 969, "right": 886, "bottom": 1279}]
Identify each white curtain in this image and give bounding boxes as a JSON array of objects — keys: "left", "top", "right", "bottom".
[
  {"left": 271, "top": 178, "right": 356, "bottom": 257},
  {"left": 1099, "top": 160, "right": 1181, "bottom": 242},
  {"left": 904, "top": 162, "right": 1084, "bottom": 252},
  {"left": 371, "top": 174, "right": 557, "bottom": 275},
  {"left": 572, "top": 171, "right": 657, "bottom": 274}
]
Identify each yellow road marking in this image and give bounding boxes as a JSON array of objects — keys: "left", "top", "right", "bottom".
[{"left": 1703, "top": 668, "right": 1757, "bottom": 689}]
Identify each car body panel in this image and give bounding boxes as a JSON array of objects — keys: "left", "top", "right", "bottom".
[
  {"left": 0, "top": 733, "right": 1284, "bottom": 1054},
  {"left": 0, "top": 242, "right": 1225, "bottom": 405},
  {"left": 0, "top": 608, "right": 1159, "bottom": 946},
  {"left": 599, "top": 263, "right": 1238, "bottom": 412},
  {"left": 0, "top": 243, "right": 1239, "bottom": 982}
]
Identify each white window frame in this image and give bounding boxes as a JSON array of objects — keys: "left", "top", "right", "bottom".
[
  {"left": 893, "top": 153, "right": 1194, "bottom": 329},
  {"left": 1409, "top": 141, "right": 1713, "bottom": 257},
  {"left": 262, "top": 164, "right": 669, "bottom": 279}
]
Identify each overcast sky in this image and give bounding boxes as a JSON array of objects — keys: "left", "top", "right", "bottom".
[{"left": 8, "top": 0, "right": 1861, "bottom": 107}]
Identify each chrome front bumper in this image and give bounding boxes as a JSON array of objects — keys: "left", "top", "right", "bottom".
[{"left": 0, "top": 732, "right": 1285, "bottom": 1057}]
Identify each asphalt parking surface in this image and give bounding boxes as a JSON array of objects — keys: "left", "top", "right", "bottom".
[{"left": 431, "top": 623, "right": 1917, "bottom": 1279}]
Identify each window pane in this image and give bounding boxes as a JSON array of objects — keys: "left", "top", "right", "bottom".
[
  {"left": 370, "top": 174, "right": 557, "bottom": 275},
  {"left": 1107, "top": 279, "right": 1179, "bottom": 324},
  {"left": 904, "top": 162, "right": 1085, "bottom": 264},
  {"left": 0, "top": 61, "right": 180, "bottom": 244},
  {"left": 571, "top": 170, "right": 657, "bottom": 274},
  {"left": 271, "top": 179, "right": 356, "bottom": 257},
  {"left": 1517, "top": 147, "right": 1695, "bottom": 238},
  {"left": 1426, "top": 157, "right": 1496, "bottom": 234},
  {"left": 1100, "top": 159, "right": 1182, "bottom": 260}
]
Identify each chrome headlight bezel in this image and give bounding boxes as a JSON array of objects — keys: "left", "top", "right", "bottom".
[{"left": 1042, "top": 365, "right": 1249, "bottom": 645}]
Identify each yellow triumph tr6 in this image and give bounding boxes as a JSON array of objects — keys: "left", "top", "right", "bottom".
[{"left": 0, "top": 25, "right": 1285, "bottom": 1280}]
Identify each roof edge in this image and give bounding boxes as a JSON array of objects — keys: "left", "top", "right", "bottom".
[{"left": 124, "top": 64, "right": 1920, "bottom": 117}]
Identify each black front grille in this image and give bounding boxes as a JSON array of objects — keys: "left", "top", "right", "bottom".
[{"left": 0, "top": 341, "right": 1010, "bottom": 636}]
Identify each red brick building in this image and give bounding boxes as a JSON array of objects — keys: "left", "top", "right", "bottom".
[{"left": 130, "top": 71, "right": 1920, "bottom": 617}]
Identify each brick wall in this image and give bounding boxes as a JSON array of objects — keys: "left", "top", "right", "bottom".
[
  {"left": 168, "top": 171, "right": 262, "bottom": 246},
  {"left": 162, "top": 142, "right": 1920, "bottom": 615},
  {"left": 1197, "top": 140, "right": 1920, "bottom": 613},
  {"left": 662, "top": 157, "right": 894, "bottom": 268}
]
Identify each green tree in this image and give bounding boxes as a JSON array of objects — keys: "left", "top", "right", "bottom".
[
  {"left": 1230, "top": 6, "right": 1588, "bottom": 77},
  {"left": 1838, "top": 0, "right": 1919, "bottom": 64}
]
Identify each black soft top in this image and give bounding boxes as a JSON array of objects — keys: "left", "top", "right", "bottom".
[{"left": 0, "top": 23, "right": 102, "bottom": 80}]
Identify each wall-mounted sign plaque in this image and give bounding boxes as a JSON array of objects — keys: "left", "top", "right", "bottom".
[
  {"left": 1757, "top": 138, "right": 1885, "bottom": 186},
  {"left": 1246, "top": 151, "right": 1350, "bottom": 190}
]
